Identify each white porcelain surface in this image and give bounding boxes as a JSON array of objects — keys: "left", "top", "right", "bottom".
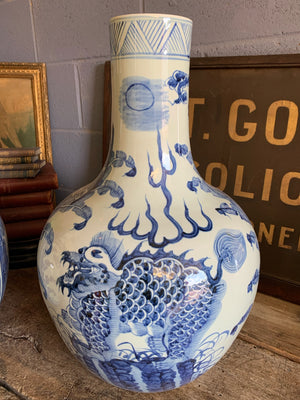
[{"left": 38, "top": 14, "right": 260, "bottom": 393}]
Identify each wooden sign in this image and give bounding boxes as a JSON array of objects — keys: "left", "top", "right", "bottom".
[
  {"left": 103, "top": 55, "right": 300, "bottom": 303},
  {"left": 189, "top": 55, "right": 300, "bottom": 303}
]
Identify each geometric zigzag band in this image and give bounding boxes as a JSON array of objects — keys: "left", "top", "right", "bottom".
[{"left": 110, "top": 14, "right": 192, "bottom": 60}]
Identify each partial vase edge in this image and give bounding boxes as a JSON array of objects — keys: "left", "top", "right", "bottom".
[{"left": 110, "top": 13, "right": 193, "bottom": 25}]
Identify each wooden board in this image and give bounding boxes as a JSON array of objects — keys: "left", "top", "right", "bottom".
[
  {"left": 189, "top": 55, "right": 300, "bottom": 304},
  {"left": 0, "top": 268, "right": 299, "bottom": 400},
  {"left": 239, "top": 292, "right": 300, "bottom": 363}
]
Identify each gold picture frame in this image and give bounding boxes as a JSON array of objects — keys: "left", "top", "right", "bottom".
[{"left": 0, "top": 62, "right": 52, "bottom": 162}]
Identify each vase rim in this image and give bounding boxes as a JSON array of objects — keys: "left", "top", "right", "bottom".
[{"left": 110, "top": 13, "right": 192, "bottom": 25}]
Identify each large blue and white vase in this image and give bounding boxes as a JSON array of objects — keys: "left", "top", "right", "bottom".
[
  {"left": 0, "top": 217, "right": 8, "bottom": 303},
  {"left": 37, "top": 14, "right": 260, "bottom": 393}
]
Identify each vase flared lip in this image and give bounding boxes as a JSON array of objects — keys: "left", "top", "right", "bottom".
[
  {"left": 110, "top": 13, "right": 192, "bottom": 25},
  {"left": 110, "top": 13, "right": 192, "bottom": 60}
]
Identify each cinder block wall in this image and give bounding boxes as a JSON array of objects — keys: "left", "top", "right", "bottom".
[{"left": 0, "top": 0, "right": 299, "bottom": 202}]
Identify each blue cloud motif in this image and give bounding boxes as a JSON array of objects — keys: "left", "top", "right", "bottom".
[
  {"left": 120, "top": 76, "right": 169, "bottom": 131},
  {"left": 174, "top": 143, "right": 188, "bottom": 156},
  {"left": 167, "top": 70, "right": 189, "bottom": 104}
]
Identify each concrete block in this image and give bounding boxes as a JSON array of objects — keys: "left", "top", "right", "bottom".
[
  {"left": 78, "top": 61, "right": 105, "bottom": 131},
  {"left": 144, "top": 0, "right": 300, "bottom": 44},
  {"left": 46, "top": 63, "right": 80, "bottom": 130},
  {"left": 32, "top": 0, "right": 141, "bottom": 62},
  {"left": 270, "top": 0, "right": 300, "bottom": 34},
  {"left": 51, "top": 130, "right": 103, "bottom": 190},
  {"left": 192, "top": 32, "right": 300, "bottom": 57},
  {"left": 0, "top": 0, "right": 35, "bottom": 61}
]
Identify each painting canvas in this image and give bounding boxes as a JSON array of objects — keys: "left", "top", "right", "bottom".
[
  {"left": 0, "top": 63, "right": 52, "bottom": 162},
  {"left": 0, "top": 78, "right": 36, "bottom": 149}
]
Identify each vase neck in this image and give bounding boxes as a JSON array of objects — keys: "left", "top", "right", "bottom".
[{"left": 109, "top": 14, "right": 193, "bottom": 159}]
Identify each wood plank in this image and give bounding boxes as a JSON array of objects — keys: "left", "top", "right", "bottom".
[
  {"left": 0, "top": 268, "right": 299, "bottom": 400},
  {"left": 239, "top": 292, "right": 300, "bottom": 363},
  {"left": 190, "top": 53, "right": 300, "bottom": 69}
]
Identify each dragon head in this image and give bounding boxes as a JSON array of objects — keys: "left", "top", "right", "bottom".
[{"left": 57, "top": 232, "right": 124, "bottom": 296}]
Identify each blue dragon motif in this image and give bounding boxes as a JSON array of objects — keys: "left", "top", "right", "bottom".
[
  {"left": 54, "top": 228, "right": 247, "bottom": 391},
  {"left": 44, "top": 67, "right": 257, "bottom": 391}
]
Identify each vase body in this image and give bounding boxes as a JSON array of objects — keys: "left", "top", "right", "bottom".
[
  {"left": 37, "top": 14, "right": 260, "bottom": 393},
  {"left": 0, "top": 217, "right": 8, "bottom": 303}
]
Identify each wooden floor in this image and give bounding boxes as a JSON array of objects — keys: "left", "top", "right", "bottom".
[{"left": 0, "top": 268, "right": 299, "bottom": 400}]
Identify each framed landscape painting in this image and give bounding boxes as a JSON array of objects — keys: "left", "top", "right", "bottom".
[{"left": 0, "top": 63, "right": 52, "bottom": 162}]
